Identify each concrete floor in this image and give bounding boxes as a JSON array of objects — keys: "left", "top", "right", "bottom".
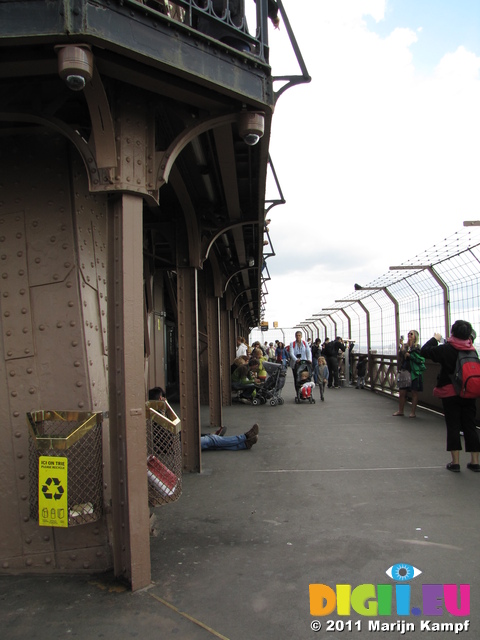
[{"left": 1, "top": 378, "right": 478, "bottom": 639}]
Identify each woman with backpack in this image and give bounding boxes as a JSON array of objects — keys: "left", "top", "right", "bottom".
[{"left": 421, "top": 320, "right": 480, "bottom": 473}]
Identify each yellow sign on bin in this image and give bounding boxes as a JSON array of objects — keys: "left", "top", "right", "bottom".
[{"left": 38, "top": 456, "right": 68, "bottom": 528}]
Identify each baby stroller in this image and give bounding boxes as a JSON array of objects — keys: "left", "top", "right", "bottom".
[
  {"left": 253, "top": 361, "right": 286, "bottom": 406},
  {"left": 294, "top": 360, "right": 316, "bottom": 404}
]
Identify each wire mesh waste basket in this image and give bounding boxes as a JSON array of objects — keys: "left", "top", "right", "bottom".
[
  {"left": 146, "top": 400, "right": 182, "bottom": 507},
  {"left": 27, "top": 410, "right": 104, "bottom": 527}
]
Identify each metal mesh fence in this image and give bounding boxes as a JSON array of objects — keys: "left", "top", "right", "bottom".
[
  {"left": 28, "top": 412, "right": 103, "bottom": 527},
  {"left": 302, "top": 227, "right": 480, "bottom": 355},
  {"left": 145, "top": 401, "right": 182, "bottom": 507}
]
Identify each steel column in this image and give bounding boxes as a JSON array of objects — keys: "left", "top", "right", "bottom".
[
  {"left": 207, "top": 294, "right": 222, "bottom": 428},
  {"left": 221, "top": 305, "right": 232, "bottom": 405},
  {"left": 177, "top": 267, "right": 201, "bottom": 472},
  {"left": 107, "top": 194, "right": 151, "bottom": 590}
]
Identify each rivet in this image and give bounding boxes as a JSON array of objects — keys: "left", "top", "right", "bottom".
[
  {"left": 34, "top": 257, "right": 41, "bottom": 264},
  {"left": 14, "top": 429, "right": 20, "bottom": 436},
  {"left": 23, "top": 327, "right": 28, "bottom": 334},
  {"left": 72, "top": 340, "right": 78, "bottom": 347},
  {"left": 19, "top": 473, "right": 25, "bottom": 480},
  {"left": 45, "top": 557, "right": 52, "bottom": 565},
  {"left": 25, "top": 559, "right": 33, "bottom": 566},
  {"left": 74, "top": 361, "right": 81, "bottom": 367},
  {"left": 4, "top": 310, "right": 9, "bottom": 317},
  {"left": 57, "top": 322, "right": 63, "bottom": 328},
  {"left": 13, "top": 411, "right": 20, "bottom": 417},
  {"left": 21, "top": 308, "right": 27, "bottom": 314},
  {"left": 28, "top": 387, "right": 35, "bottom": 394},
  {"left": 39, "top": 325, "right": 45, "bottom": 331},
  {"left": 76, "top": 381, "right": 83, "bottom": 387}
]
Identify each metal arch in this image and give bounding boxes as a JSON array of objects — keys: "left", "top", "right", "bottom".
[
  {"left": 223, "top": 267, "right": 259, "bottom": 294},
  {"left": 201, "top": 220, "right": 262, "bottom": 264},
  {"left": 0, "top": 111, "right": 105, "bottom": 189},
  {"left": 155, "top": 113, "right": 238, "bottom": 189}
]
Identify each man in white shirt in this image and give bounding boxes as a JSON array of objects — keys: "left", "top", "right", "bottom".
[{"left": 236, "top": 336, "right": 248, "bottom": 358}]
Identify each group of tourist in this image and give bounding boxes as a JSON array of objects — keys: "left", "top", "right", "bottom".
[{"left": 393, "top": 321, "right": 480, "bottom": 473}]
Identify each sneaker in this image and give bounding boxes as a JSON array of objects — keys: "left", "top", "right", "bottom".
[
  {"left": 245, "top": 434, "right": 258, "bottom": 449},
  {"left": 240, "top": 398, "right": 251, "bottom": 405},
  {"left": 244, "top": 423, "right": 259, "bottom": 440},
  {"left": 215, "top": 426, "right": 227, "bottom": 436}
]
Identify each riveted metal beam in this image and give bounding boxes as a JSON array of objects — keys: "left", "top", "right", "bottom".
[
  {"left": 177, "top": 267, "right": 201, "bottom": 472},
  {"left": 107, "top": 194, "right": 151, "bottom": 590}
]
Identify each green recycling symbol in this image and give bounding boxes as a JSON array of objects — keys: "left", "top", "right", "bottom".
[{"left": 41, "top": 477, "right": 64, "bottom": 501}]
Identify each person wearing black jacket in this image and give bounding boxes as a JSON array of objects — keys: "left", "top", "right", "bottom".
[
  {"left": 325, "top": 337, "right": 346, "bottom": 388},
  {"left": 420, "top": 320, "right": 480, "bottom": 473}
]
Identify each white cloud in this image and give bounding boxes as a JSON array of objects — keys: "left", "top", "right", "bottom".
[{"left": 258, "top": 1, "right": 480, "bottom": 331}]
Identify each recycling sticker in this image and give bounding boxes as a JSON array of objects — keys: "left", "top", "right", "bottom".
[{"left": 38, "top": 456, "right": 68, "bottom": 528}]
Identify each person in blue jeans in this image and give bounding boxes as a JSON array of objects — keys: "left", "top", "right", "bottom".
[
  {"left": 201, "top": 423, "right": 259, "bottom": 450},
  {"left": 148, "top": 387, "right": 259, "bottom": 450}
]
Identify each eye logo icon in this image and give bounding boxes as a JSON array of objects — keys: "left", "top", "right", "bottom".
[{"left": 386, "top": 563, "right": 422, "bottom": 582}]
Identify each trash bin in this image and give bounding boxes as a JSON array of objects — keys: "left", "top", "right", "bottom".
[
  {"left": 145, "top": 400, "right": 182, "bottom": 507},
  {"left": 27, "top": 410, "right": 104, "bottom": 527}
]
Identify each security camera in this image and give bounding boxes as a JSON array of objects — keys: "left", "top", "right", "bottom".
[
  {"left": 238, "top": 111, "right": 265, "bottom": 146},
  {"left": 56, "top": 45, "right": 94, "bottom": 91}
]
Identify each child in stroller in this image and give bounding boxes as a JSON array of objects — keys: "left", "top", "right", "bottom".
[{"left": 294, "top": 360, "right": 316, "bottom": 404}]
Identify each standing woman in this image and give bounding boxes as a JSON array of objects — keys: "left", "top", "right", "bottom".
[{"left": 393, "top": 330, "right": 426, "bottom": 418}]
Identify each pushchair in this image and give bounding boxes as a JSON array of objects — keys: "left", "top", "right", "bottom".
[
  {"left": 253, "top": 361, "right": 286, "bottom": 406},
  {"left": 294, "top": 359, "right": 316, "bottom": 404}
]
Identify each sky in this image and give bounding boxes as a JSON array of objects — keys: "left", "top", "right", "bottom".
[{"left": 247, "top": 0, "right": 480, "bottom": 338}]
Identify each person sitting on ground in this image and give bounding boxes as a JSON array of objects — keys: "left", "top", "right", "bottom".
[
  {"left": 250, "top": 351, "right": 268, "bottom": 382},
  {"left": 148, "top": 388, "right": 259, "bottom": 449},
  {"left": 148, "top": 387, "right": 227, "bottom": 436},
  {"left": 201, "top": 423, "right": 259, "bottom": 451},
  {"left": 231, "top": 355, "right": 248, "bottom": 374},
  {"left": 231, "top": 364, "right": 258, "bottom": 402}
]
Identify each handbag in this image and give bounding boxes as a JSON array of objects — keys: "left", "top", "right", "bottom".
[{"left": 397, "top": 368, "right": 412, "bottom": 389}]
